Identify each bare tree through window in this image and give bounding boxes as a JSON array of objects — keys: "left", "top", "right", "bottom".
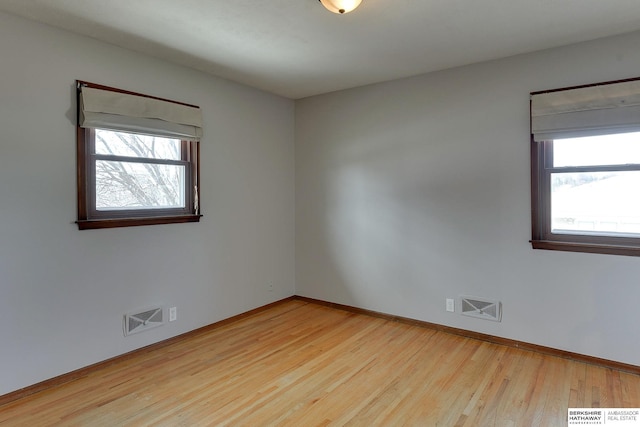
[{"left": 94, "top": 130, "right": 185, "bottom": 210}]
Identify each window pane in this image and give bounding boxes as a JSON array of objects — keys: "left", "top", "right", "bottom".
[
  {"left": 553, "top": 132, "right": 640, "bottom": 167},
  {"left": 551, "top": 171, "right": 640, "bottom": 235},
  {"left": 95, "top": 129, "right": 181, "bottom": 160},
  {"left": 96, "top": 160, "right": 185, "bottom": 210}
]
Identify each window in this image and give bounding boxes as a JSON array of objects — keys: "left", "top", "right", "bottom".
[
  {"left": 77, "top": 81, "right": 202, "bottom": 229},
  {"left": 530, "top": 78, "right": 640, "bottom": 256}
]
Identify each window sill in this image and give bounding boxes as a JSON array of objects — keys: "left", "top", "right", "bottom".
[
  {"left": 77, "top": 215, "right": 201, "bottom": 230},
  {"left": 531, "top": 240, "right": 640, "bottom": 257}
]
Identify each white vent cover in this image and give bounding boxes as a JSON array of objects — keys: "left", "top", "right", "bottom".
[
  {"left": 124, "top": 306, "right": 164, "bottom": 336},
  {"left": 460, "top": 296, "right": 502, "bottom": 322}
]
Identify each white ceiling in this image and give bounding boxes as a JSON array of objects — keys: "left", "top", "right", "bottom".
[{"left": 2, "top": 0, "right": 640, "bottom": 99}]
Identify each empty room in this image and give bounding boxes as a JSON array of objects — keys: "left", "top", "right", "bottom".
[{"left": 1, "top": 1, "right": 640, "bottom": 425}]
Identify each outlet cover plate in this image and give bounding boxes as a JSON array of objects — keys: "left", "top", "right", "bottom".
[{"left": 446, "top": 298, "right": 455, "bottom": 312}]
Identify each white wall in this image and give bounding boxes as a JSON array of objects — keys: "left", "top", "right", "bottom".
[
  {"left": 296, "top": 30, "right": 640, "bottom": 366},
  {"left": 0, "top": 12, "right": 295, "bottom": 395},
  {"left": 4, "top": 9, "right": 640, "bottom": 398}
]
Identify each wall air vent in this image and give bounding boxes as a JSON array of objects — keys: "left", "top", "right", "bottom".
[
  {"left": 124, "top": 306, "right": 164, "bottom": 336},
  {"left": 460, "top": 296, "right": 502, "bottom": 322}
]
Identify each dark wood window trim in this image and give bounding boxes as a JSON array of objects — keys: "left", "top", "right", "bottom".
[
  {"left": 76, "top": 81, "right": 201, "bottom": 230},
  {"left": 530, "top": 77, "right": 640, "bottom": 257},
  {"left": 531, "top": 138, "right": 640, "bottom": 256}
]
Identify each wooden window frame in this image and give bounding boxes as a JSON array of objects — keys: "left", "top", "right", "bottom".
[
  {"left": 531, "top": 138, "right": 640, "bottom": 256},
  {"left": 76, "top": 82, "right": 201, "bottom": 230}
]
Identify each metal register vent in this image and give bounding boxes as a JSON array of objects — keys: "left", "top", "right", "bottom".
[
  {"left": 461, "top": 296, "right": 502, "bottom": 322},
  {"left": 124, "top": 307, "right": 164, "bottom": 336}
]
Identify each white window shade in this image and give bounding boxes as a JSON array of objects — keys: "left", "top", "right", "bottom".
[
  {"left": 80, "top": 86, "right": 203, "bottom": 141},
  {"left": 531, "top": 79, "right": 640, "bottom": 141}
]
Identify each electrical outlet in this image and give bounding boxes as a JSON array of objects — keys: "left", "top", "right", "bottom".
[
  {"left": 169, "top": 306, "right": 177, "bottom": 322},
  {"left": 268, "top": 283, "right": 274, "bottom": 292},
  {"left": 446, "top": 298, "right": 455, "bottom": 313}
]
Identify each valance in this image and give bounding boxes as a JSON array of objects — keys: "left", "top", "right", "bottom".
[
  {"left": 79, "top": 86, "right": 202, "bottom": 141},
  {"left": 531, "top": 79, "right": 640, "bottom": 141}
]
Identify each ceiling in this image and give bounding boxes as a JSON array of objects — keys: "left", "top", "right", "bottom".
[{"left": 2, "top": 0, "right": 640, "bottom": 99}]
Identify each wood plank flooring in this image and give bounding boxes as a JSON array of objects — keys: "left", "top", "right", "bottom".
[{"left": 1, "top": 299, "right": 639, "bottom": 426}]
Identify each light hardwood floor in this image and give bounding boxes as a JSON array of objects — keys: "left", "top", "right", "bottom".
[{"left": 1, "top": 299, "right": 639, "bottom": 426}]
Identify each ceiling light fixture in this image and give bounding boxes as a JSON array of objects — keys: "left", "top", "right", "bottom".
[{"left": 319, "top": 0, "right": 362, "bottom": 14}]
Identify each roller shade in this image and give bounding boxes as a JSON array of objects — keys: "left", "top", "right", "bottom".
[
  {"left": 79, "top": 86, "right": 203, "bottom": 141},
  {"left": 531, "top": 79, "right": 640, "bottom": 141}
]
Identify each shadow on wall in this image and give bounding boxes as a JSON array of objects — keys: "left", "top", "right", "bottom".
[{"left": 297, "top": 98, "right": 510, "bottom": 315}]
